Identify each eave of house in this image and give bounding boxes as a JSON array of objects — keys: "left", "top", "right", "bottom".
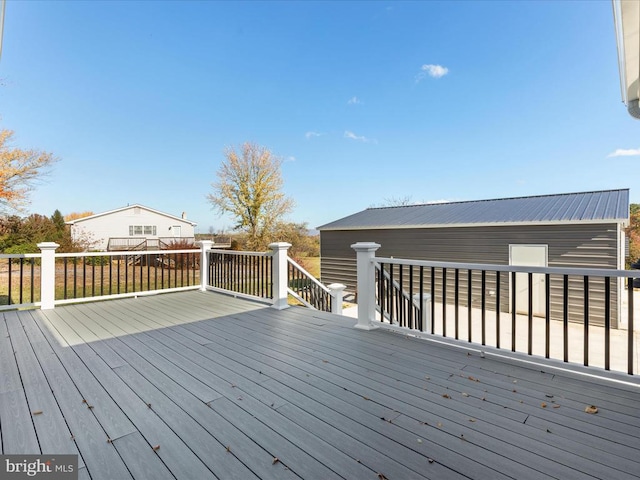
[
  {"left": 65, "top": 204, "right": 198, "bottom": 227},
  {"left": 613, "top": 0, "right": 640, "bottom": 119}
]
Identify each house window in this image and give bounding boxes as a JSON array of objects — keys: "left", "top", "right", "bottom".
[{"left": 129, "top": 225, "right": 156, "bottom": 236}]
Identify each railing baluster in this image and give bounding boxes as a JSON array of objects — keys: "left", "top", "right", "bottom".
[
  {"left": 419, "top": 266, "right": 424, "bottom": 332},
  {"left": 584, "top": 276, "right": 589, "bottom": 367},
  {"left": 563, "top": 275, "right": 569, "bottom": 363},
  {"left": 495, "top": 271, "right": 500, "bottom": 349},
  {"left": 468, "top": 269, "right": 473, "bottom": 342},
  {"left": 442, "top": 268, "right": 447, "bottom": 337},
  {"left": 481, "top": 270, "right": 486, "bottom": 346},
  {"left": 389, "top": 264, "right": 394, "bottom": 325},
  {"left": 628, "top": 278, "right": 634, "bottom": 375},
  {"left": 30, "top": 259, "right": 35, "bottom": 304},
  {"left": 409, "top": 265, "right": 414, "bottom": 330},
  {"left": 604, "top": 276, "right": 611, "bottom": 371},
  {"left": 454, "top": 268, "right": 459, "bottom": 340},
  {"left": 399, "top": 264, "right": 404, "bottom": 327},
  {"left": 18, "top": 259, "right": 24, "bottom": 304},
  {"left": 511, "top": 271, "right": 516, "bottom": 352},
  {"left": 7, "top": 258, "right": 12, "bottom": 305},
  {"left": 430, "top": 267, "right": 435, "bottom": 334},
  {"left": 545, "top": 273, "right": 550, "bottom": 358},
  {"left": 527, "top": 272, "right": 533, "bottom": 355},
  {"left": 73, "top": 258, "right": 78, "bottom": 299}
]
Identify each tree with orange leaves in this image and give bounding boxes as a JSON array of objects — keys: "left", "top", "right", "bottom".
[{"left": 0, "top": 129, "right": 57, "bottom": 212}]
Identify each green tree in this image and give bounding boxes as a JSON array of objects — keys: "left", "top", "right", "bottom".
[
  {"left": 626, "top": 203, "right": 640, "bottom": 267},
  {"left": 208, "top": 142, "right": 294, "bottom": 251}
]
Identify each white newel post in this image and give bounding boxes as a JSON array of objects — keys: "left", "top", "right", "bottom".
[
  {"left": 328, "top": 283, "right": 346, "bottom": 315},
  {"left": 198, "top": 240, "right": 213, "bottom": 292},
  {"left": 269, "top": 242, "right": 292, "bottom": 310},
  {"left": 38, "top": 242, "right": 59, "bottom": 310},
  {"left": 351, "top": 242, "right": 381, "bottom": 330}
]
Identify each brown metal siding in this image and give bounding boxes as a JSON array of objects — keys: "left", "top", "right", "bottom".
[{"left": 320, "top": 224, "right": 620, "bottom": 327}]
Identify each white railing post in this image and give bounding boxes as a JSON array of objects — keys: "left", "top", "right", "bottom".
[
  {"left": 198, "top": 240, "right": 213, "bottom": 292},
  {"left": 413, "top": 293, "right": 432, "bottom": 333},
  {"left": 269, "top": 242, "right": 292, "bottom": 310},
  {"left": 38, "top": 242, "right": 59, "bottom": 310},
  {"left": 328, "top": 283, "right": 346, "bottom": 315},
  {"left": 351, "top": 242, "right": 381, "bottom": 330}
]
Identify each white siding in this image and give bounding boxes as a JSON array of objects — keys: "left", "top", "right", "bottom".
[{"left": 70, "top": 206, "right": 195, "bottom": 251}]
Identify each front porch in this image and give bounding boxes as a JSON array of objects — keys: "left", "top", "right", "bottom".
[{"left": 2, "top": 290, "right": 639, "bottom": 479}]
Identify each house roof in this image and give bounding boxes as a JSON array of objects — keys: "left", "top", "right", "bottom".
[
  {"left": 65, "top": 204, "right": 198, "bottom": 227},
  {"left": 318, "top": 189, "right": 630, "bottom": 231}
]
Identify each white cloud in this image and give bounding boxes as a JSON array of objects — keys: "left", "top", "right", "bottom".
[
  {"left": 425, "top": 199, "right": 452, "bottom": 204},
  {"left": 416, "top": 64, "right": 449, "bottom": 82},
  {"left": 305, "top": 131, "right": 323, "bottom": 139},
  {"left": 347, "top": 96, "right": 362, "bottom": 105},
  {"left": 285, "top": 156, "right": 296, "bottom": 162},
  {"left": 607, "top": 148, "right": 640, "bottom": 157},
  {"left": 344, "top": 130, "right": 377, "bottom": 144}
]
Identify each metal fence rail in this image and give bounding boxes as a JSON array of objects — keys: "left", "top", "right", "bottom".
[
  {"left": 207, "top": 249, "right": 273, "bottom": 300},
  {"left": 0, "top": 254, "right": 41, "bottom": 309},
  {"left": 374, "top": 257, "right": 640, "bottom": 375},
  {"left": 287, "top": 258, "right": 332, "bottom": 312},
  {"left": 55, "top": 250, "right": 200, "bottom": 303}
]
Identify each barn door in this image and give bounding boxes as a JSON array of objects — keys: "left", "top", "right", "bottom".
[{"left": 509, "top": 245, "right": 547, "bottom": 317}]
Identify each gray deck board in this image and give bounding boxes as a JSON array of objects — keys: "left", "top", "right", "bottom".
[
  {"left": 7, "top": 310, "right": 132, "bottom": 479},
  {"left": 182, "top": 311, "right": 607, "bottom": 480},
  {"left": 3, "top": 312, "right": 82, "bottom": 461},
  {"left": 2, "top": 290, "right": 639, "bottom": 479}
]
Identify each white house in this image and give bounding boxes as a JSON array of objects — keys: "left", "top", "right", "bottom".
[{"left": 67, "top": 204, "right": 197, "bottom": 251}]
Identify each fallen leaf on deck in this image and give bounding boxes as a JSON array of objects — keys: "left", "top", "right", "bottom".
[
  {"left": 322, "top": 360, "right": 329, "bottom": 363},
  {"left": 417, "top": 438, "right": 423, "bottom": 443},
  {"left": 32, "top": 410, "right": 43, "bottom": 415},
  {"left": 362, "top": 396, "right": 370, "bottom": 401},
  {"left": 436, "top": 422, "right": 443, "bottom": 428},
  {"left": 462, "top": 392, "right": 469, "bottom": 397},
  {"left": 545, "top": 394, "right": 554, "bottom": 398},
  {"left": 272, "top": 457, "right": 280, "bottom": 465},
  {"left": 428, "top": 458, "right": 434, "bottom": 464},
  {"left": 585, "top": 405, "right": 598, "bottom": 414},
  {"left": 541, "top": 402, "right": 547, "bottom": 408},
  {"left": 147, "top": 403, "right": 152, "bottom": 408},
  {"left": 468, "top": 376, "right": 479, "bottom": 382},
  {"left": 552, "top": 404, "right": 561, "bottom": 409},
  {"left": 107, "top": 437, "right": 112, "bottom": 443},
  {"left": 226, "top": 446, "right": 231, "bottom": 453},
  {"left": 152, "top": 445, "right": 160, "bottom": 451},
  {"left": 424, "top": 376, "right": 430, "bottom": 380},
  {"left": 87, "top": 405, "right": 94, "bottom": 409},
  {"left": 442, "top": 394, "right": 451, "bottom": 399},
  {"left": 469, "top": 418, "right": 476, "bottom": 422},
  {"left": 378, "top": 473, "right": 388, "bottom": 480}
]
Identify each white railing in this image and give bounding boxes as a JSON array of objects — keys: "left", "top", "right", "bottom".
[
  {"left": 287, "top": 256, "right": 345, "bottom": 314},
  {"left": 352, "top": 242, "right": 640, "bottom": 376}
]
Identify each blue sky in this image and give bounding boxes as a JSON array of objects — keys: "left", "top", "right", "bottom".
[{"left": 0, "top": 0, "right": 638, "bottom": 233}]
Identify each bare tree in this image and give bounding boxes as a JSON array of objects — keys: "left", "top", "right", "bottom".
[
  {"left": 0, "top": 129, "right": 57, "bottom": 212},
  {"left": 208, "top": 142, "right": 294, "bottom": 250}
]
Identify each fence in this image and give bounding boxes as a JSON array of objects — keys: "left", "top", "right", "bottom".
[
  {"left": 0, "top": 242, "right": 344, "bottom": 316},
  {"left": 352, "top": 242, "right": 640, "bottom": 376}
]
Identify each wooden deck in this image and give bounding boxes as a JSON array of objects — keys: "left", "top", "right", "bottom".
[{"left": 2, "top": 291, "right": 640, "bottom": 480}]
